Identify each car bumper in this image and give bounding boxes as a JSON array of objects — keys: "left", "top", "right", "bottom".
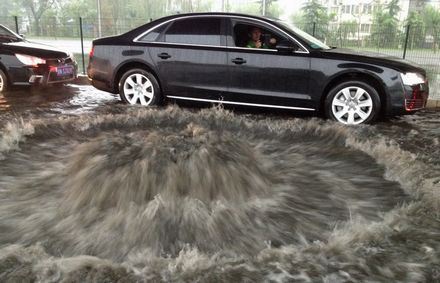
[{"left": 11, "top": 61, "right": 78, "bottom": 86}]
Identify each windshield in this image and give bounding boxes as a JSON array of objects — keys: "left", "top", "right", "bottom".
[
  {"left": 0, "top": 25, "right": 22, "bottom": 43},
  {"left": 277, "top": 21, "right": 330, "bottom": 50}
]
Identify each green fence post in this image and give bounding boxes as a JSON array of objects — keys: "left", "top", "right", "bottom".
[
  {"left": 79, "top": 17, "right": 86, "bottom": 75},
  {"left": 403, "top": 24, "right": 410, "bottom": 59},
  {"left": 14, "top": 16, "right": 19, "bottom": 33}
]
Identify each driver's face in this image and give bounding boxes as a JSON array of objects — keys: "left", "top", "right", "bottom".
[{"left": 251, "top": 28, "right": 262, "bottom": 41}]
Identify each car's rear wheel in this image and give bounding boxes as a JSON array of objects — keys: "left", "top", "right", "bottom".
[
  {"left": 0, "top": 69, "right": 8, "bottom": 93},
  {"left": 325, "top": 81, "right": 381, "bottom": 125},
  {"left": 119, "top": 69, "right": 161, "bottom": 106}
]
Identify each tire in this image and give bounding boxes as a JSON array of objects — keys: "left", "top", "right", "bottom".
[
  {"left": 0, "top": 69, "right": 8, "bottom": 93},
  {"left": 118, "top": 69, "right": 161, "bottom": 106},
  {"left": 325, "top": 80, "right": 381, "bottom": 125}
]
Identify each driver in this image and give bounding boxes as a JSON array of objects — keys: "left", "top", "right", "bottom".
[{"left": 246, "top": 27, "right": 277, "bottom": 49}]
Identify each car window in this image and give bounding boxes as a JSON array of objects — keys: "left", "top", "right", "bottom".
[
  {"left": 164, "top": 18, "right": 221, "bottom": 46},
  {"left": 232, "top": 22, "right": 292, "bottom": 50},
  {"left": 138, "top": 23, "right": 168, "bottom": 42}
]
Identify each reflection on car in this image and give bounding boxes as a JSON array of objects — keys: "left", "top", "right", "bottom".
[
  {"left": 0, "top": 24, "right": 78, "bottom": 93},
  {"left": 87, "top": 13, "right": 429, "bottom": 125}
]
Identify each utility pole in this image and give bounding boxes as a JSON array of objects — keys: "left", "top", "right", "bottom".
[{"left": 97, "top": 0, "right": 102, "bottom": 37}]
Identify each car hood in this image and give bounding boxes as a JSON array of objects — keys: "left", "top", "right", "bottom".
[
  {"left": 321, "top": 48, "right": 425, "bottom": 75},
  {"left": 3, "top": 40, "right": 69, "bottom": 59}
]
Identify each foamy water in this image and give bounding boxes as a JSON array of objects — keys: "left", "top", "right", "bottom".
[{"left": 0, "top": 87, "right": 439, "bottom": 282}]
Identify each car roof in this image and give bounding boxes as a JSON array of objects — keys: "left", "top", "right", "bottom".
[
  {"left": 165, "top": 12, "right": 279, "bottom": 21},
  {"left": 122, "top": 12, "right": 281, "bottom": 40}
]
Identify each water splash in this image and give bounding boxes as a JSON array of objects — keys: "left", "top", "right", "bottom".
[{"left": 0, "top": 106, "right": 439, "bottom": 282}]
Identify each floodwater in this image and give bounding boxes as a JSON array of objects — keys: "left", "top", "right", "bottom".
[{"left": 0, "top": 85, "right": 439, "bottom": 282}]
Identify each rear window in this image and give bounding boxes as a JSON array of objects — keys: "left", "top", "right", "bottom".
[
  {"left": 164, "top": 18, "right": 221, "bottom": 46},
  {"left": 138, "top": 23, "right": 168, "bottom": 42}
]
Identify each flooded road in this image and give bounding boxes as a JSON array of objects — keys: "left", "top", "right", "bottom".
[{"left": 0, "top": 85, "right": 439, "bottom": 282}]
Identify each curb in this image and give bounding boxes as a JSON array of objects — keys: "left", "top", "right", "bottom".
[
  {"left": 426, "top": 99, "right": 440, "bottom": 110},
  {"left": 74, "top": 74, "right": 90, "bottom": 85}
]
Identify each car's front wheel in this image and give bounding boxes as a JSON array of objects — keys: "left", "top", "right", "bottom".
[
  {"left": 119, "top": 69, "right": 161, "bottom": 106},
  {"left": 325, "top": 81, "right": 381, "bottom": 125},
  {"left": 0, "top": 69, "right": 8, "bottom": 93}
]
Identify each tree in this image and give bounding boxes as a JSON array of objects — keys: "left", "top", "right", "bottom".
[
  {"left": 257, "top": 0, "right": 279, "bottom": 17},
  {"left": 406, "top": 10, "right": 425, "bottom": 49},
  {"left": 369, "top": 0, "right": 400, "bottom": 48},
  {"left": 169, "top": 0, "right": 214, "bottom": 13},
  {"left": 301, "top": 0, "right": 333, "bottom": 40},
  {"left": 22, "top": 0, "right": 57, "bottom": 36},
  {"left": 422, "top": 5, "right": 440, "bottom": 52},
  {"left": 338, "top": 20, "right": 358, "bottom": 47}
]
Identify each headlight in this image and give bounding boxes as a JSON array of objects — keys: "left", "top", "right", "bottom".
[
  {"left": 400, "top": 72, "right": 425, "bottom": 85},
  {"left": 15, "top": 54, "right": 46, "bottom": 66}
]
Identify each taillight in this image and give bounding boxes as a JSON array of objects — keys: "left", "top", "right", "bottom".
[
  {"left": 89, "top": 46, "right": 95, "bottom": 58},
  {"left": 15, "top": 54, "right": 46, "bottom": 67}
]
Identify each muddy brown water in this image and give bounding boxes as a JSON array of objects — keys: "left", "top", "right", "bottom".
[{"left": 0, "top": 85, "right": 439, "bottom": 282}]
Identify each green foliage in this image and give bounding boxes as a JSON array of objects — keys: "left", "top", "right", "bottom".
[
  {"left": 422, "top": 5, "right": 440, "bottom": 52},
  {"left": 233, "top": 2, "right": 260, "bottom": 16},
  {"left": 259, "top": 0, "right": 279, "bottom": 17},
  {"left": 406, "top": 10, "right": 425, "bottom": 49},
  {"left": 300, "top": 0, "right": 333, "bottom": 40},
  {"left": 369, "top": 0, "right": 401, "bottom": 48},
  {"left": 289, "top": 12, "right": 303, "bottom": 25}
]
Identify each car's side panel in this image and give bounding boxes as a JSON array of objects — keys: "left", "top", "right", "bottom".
[
  {"left": 226, "top": 49, "right": 313, "bottom": 109},
  {"left": 146, "top": 44, "right": 229, "bottom": 99},
  {"left": 0, "top": 51, "right": 29, "bottom": 85},
  {"left": 224, "top": 17, "right": 313, "bottom": 110},
  {"left": 88, "top": 45, "right": 128, "bottom": 91}
]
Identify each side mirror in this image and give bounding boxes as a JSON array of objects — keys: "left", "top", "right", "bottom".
[{"left": 276, "top": 41, "right": 297, "bottom": 53}]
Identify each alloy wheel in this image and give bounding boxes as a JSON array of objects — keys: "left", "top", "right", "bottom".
[
  {"left": 0, "top": 73, "right": 4, "bottom": 92},
  {"left": 331, "top": 86, "right": 373, "bottom": 125},
  {"left": 123, "top": 73, "right": 154, "bottom": 106}
]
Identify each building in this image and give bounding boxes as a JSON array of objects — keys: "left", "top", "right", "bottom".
[{"left": 320, "top": 0, "right": 429, "bottom": 38}]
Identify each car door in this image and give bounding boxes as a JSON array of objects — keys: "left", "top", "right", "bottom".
[
  {"left": 225, "top": 18, "right": 314, "bottom": 110},
  {"left": 143, "top": 16, "right": 228, "bottom": 100}
]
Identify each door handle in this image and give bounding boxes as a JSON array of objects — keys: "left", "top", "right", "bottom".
[
  {"left": 231, "top": 58, "right": 246, "bottom": 65},
  {"left": 158, "top": 53, "right": 171, "bottom": 59}
]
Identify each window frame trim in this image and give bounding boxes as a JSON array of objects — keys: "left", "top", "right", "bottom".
[
  {"left": 158, "top": 17, "right": 224, "bottom": 47},
  {"left": 227, "top": 18, "right": 306, "bottom": 53},
  {"left": 133, "top": 15, "right": 310, "bottom": 54}
]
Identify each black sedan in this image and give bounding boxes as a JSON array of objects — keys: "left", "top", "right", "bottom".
[
  {"left": 0, "top": 24, "right": 77, "bottom": 92},
  {"left": 87, "top": 13, "right": 429, "bottom": 125}
]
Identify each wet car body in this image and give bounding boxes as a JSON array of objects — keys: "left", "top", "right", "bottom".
[
  {"left": 87, "top": 13, "right": 429, "bottom": 124},
  {"left": 0, "top": 24, "right": 77, "bottom": 90}
]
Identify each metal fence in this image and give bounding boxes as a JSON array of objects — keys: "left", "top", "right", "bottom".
[{"left": 1, "top": 16, "right": 439, "bottom": 99}]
